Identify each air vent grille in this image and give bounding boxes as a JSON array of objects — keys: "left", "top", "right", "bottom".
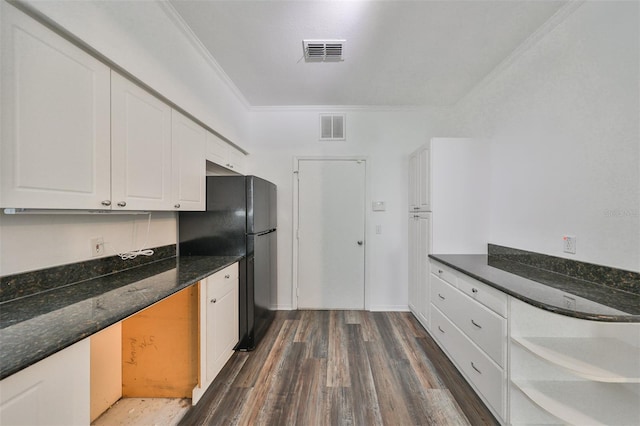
[
  {"left": 304, "top": 40, "right": 345, "bottom": 61},
  {"left": 319, "top": 114, "right": 346, "bottom": 141}
]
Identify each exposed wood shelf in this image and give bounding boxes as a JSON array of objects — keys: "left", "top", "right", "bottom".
[
  {"left": 511, "top": 379, "right": 640, "bottom": 426},
  {"left": 511, "top": 336, "right": 640, "bottom": 383}
]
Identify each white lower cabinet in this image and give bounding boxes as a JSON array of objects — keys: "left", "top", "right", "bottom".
[
  {"left": 192, "top": 263, "right": 239, "bottom": 404},
  {"left": 0, "top": 339, "right": 90, "bottom": 425},
  {"left": 429, "top": 259, "right": 507, "bottom": 423}
]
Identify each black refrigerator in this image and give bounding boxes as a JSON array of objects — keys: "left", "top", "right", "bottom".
[{"left": 178, "top": 175, "right": 277, "bottom": 351}]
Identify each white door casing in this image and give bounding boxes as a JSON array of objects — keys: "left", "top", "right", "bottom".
[{"left": 295, "top": 158, "right": 367, "bottom": 309}]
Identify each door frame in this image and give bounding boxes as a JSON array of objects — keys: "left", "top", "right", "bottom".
[{"left": 292, "top": 156, "right": 371, "bottom": 310}]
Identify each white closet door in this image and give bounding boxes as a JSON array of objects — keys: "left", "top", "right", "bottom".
[{"left": 297, "top": 159, "right": 366, "bottom": 309}]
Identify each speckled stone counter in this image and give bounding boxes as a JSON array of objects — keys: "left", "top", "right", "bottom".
[
  {"left": 0, "top": 255, "right": 242, "bottom": 380},
  {"left": 429, "top": 254, "right": 640, "bottom": 322}
]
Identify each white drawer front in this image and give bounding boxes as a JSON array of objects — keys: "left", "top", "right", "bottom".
[
  {"left": 457, "top": 274, "right": 507, "bottom": 317},
  {"left": 430, "top": 275, "right": 459, "bottom": 319},
  {"left": 430, "top": 260, "right": 457, "bottom": 287},
  {"left": 452, "top": 293, "right": 506, "bottom": 368},
  {"left": 430, "top": 304, "right": 465, "bottom": 362},
  {"left": 432, "top": 275, "right": 506, "bottom": 367},
  {"left": 431, "top": 305, "right": 505, "bottom": 420},
  {"left": 457, "top": 332, "right": 505, "bottom": 420},
  {"left": 208, "top": 263, "right": 238, "bottom": 299}
]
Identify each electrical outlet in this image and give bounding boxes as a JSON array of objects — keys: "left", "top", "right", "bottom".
[
  {"left": 91, "top": 237, "right": 104, "bottom": 257},
  {"left": 563, "top": 235, "right": 576, "bottom": 254}
]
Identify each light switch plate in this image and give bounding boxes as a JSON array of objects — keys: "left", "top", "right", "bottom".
[{"left": 372, "top": 201, "right": 385, "bottom": 211}]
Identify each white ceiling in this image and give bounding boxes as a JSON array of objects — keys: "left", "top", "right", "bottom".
[{"left": 168, "top": 0, "right": 567, "bottom": 108}]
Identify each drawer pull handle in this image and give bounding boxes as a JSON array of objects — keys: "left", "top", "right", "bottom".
[
  {"left": 471, "top": 319, "right": 482, "bottom": 329},
  {"left": 438, "top": 294, "right": 445, "bottom": 301},
  {"left": 471, "top": 362, "right": 482, "bottom": 374},
  {"left": 472, "top": 288, "right": 478, "bottom": 294},
  {"left": 210, "top": 298, "right": 217, "bottom": 303},
  {"left": 438, "top": 269, "right": 443, "bottom": 274},
  {"left": 225, "top": 274, "right": 230, "bottom": 279},
  {"left": 438, "top": 326, "right": 445, "bottom": 334}
]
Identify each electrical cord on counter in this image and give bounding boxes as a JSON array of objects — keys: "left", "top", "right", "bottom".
[{"left": 107, "top": 212, "right": 155, "bottom": 260}]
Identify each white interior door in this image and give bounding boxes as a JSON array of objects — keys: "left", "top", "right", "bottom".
[{"left": 297, "top": 159, "right": 366, "bottom": 309}]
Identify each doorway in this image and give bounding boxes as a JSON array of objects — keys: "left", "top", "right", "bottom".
[{"left": 294, "top": 158, "right": 367, "bottom": 309}]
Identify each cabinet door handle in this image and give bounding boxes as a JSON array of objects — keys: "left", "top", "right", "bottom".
[
  {"left": 472, "top": 288, "right": 478, "bottom": 294},
  {"left": 471, "top": 319, "right": 482, "bottom": 329},
  {"left": 210, "top": 298, "right": 217, "bottom": 303},
  {"left": 174, "top": 203, "right": 181, "bottom": 208},
  {"left": 117, "top": 201, "right": 127, "bottom": 207},
  {"left": 413, "top": 207, "right": 420, "bottom": 210},
  {"left": 438, "top": 326, "right": 445, "bottom": 334},
  {"left": 101, "top": 200, "right": 112, "bottom": 206},
  {"left": 471, "top": 362, "right": 482, "bottom": 374},
  {"left": 438, "top": 294, "right": 445, "bottom": 301},
  {"left": 224, "top": 274, "right": 230, "bottom": 279},
  {"left": 438, "top": 269, "right": 443, "bottom": 274}
]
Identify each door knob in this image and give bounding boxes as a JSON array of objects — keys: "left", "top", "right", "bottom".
[{"left": 357, "top": 240, "right": 363, "bottom": 246}]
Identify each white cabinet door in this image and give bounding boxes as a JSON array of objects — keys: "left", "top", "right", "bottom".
[
  {"left": 408, "top": 153, "right": 419, "bottom": 211},
  {"left": 205, "top": 131, "right": 228, "bottom": 166},
  {"left": 193, "top": 264, "right": 239, "bottom": 405},
  {"left": 171, "top": 111, "right": 205, "bottom": 211},
  {"left": 408, "top": 213, "right": 430, "bottom": 329},
  {"left": 111, "top": 72, "right": 172, "bottom": 210},
  {"left": 0, "top": 4, "right": 111, "bottom": 209},
  {"left": 226, "top": 145, "right": 246, "bottom": 174},
  {"left": 417, "top": 148, "right": 430, "bottom": 211},
  {"left": 206, "top": 266, "right": 239, "bottom": 382},
  {"left": 408, "top": 215, "right": 419, "bottom": 313},
  {"left": 206, "top": 131, "right": 246, "bottom": 175},
  {"left": 0, "top": 339, "right": 90, "bottom": 425},
  {"left": 417, "top": 213, "right": 431, "bottom": 327}
]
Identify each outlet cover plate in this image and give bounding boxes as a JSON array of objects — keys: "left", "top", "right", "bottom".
[{"left": 563, "top": 235, "right": 576, "bottom": 254}]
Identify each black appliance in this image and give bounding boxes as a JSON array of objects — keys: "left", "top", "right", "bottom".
[{"left": 178, "top": 175, "right": 277, "bottom": 351}]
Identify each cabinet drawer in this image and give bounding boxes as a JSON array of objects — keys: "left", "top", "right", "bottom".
[
  {"left": 457, "top": 274, "right": 507, "bottom": 317},
  {"left": 433, "top": 275, "right": 506, "bottom": 367},
  {"left": 457, "top": 331, "right": 505, "bottom": 419},
  {"left": 431, "top": 305, "right": 505, "bottom": 420},
  {"left": 207, "top": 264, "right": 238, "bottom": 299},
  {"left": 452, "top": 292, "right": 506, "bottom": 368},
  {"left": 431, "top": 275, "right": 459, "bottom": 319},
  {"left": 430, "top": 304, "right": 465, "bottom": 362},
  {"left": 430, "top": 261, "right": 457, "bottom": 286}
]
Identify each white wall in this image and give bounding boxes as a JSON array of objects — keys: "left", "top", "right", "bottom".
[
  {"left": 246, "top": 108, "right": 443, "bottom": 310},
  {"left": 0, "top": 0, "right": 250, "bottom": 276},
  {"left": 442, "top": 1, "right": 639, "bottom": 272}
]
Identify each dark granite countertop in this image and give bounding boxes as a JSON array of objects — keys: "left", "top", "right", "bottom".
[
  {"left": 0, "top": 255, "right": 242, "bottom": 380},
  {"left": 429, "top": 254, "right": 640, "bottom": 322}
]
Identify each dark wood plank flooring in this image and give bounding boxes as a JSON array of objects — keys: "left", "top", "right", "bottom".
[{"left": 179, "top": 311, "right": 498, "bottom": 426}]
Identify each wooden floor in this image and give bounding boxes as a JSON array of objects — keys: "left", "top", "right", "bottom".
[{"left": 180, "top": 311, "right": 498, "bottom": 426}]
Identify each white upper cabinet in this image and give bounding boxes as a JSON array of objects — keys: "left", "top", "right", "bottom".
[
  {"left": 408, "top": 147, "right": 430, "bottom": 212},
  {"left": 111, "top": 72, "right": 172, "bottom": 210},
  {"left": 0, "top": 3, "right": 111, "bottom": 209},
  {"left": 172, "top": 110, "right": 206, "bottom": 211},
  {"left": 206, "top": 131, "right": 246, "bottom": 175}
]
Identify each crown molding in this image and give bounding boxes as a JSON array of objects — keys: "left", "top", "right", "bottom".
[
  {"left": 249, "top": 104, "right": 433, "bottom": 113},
  {"left": 455, "top": 0, "right": 585, "bottom": 108},
  {"left": 157, "top": 0, "right": 252, "bottom": 111}
]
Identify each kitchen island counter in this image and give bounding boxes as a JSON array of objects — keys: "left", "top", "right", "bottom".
[{"left": 0, "top": 255, "right": 242, "bottom": 380}]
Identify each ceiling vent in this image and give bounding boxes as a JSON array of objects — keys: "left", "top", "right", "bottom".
[
  {"left": 320, "top": 114, "right": 346, "bottom": 141},
  {"left": 303, "top": 40, "right": 345, "bottom": 62}
]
